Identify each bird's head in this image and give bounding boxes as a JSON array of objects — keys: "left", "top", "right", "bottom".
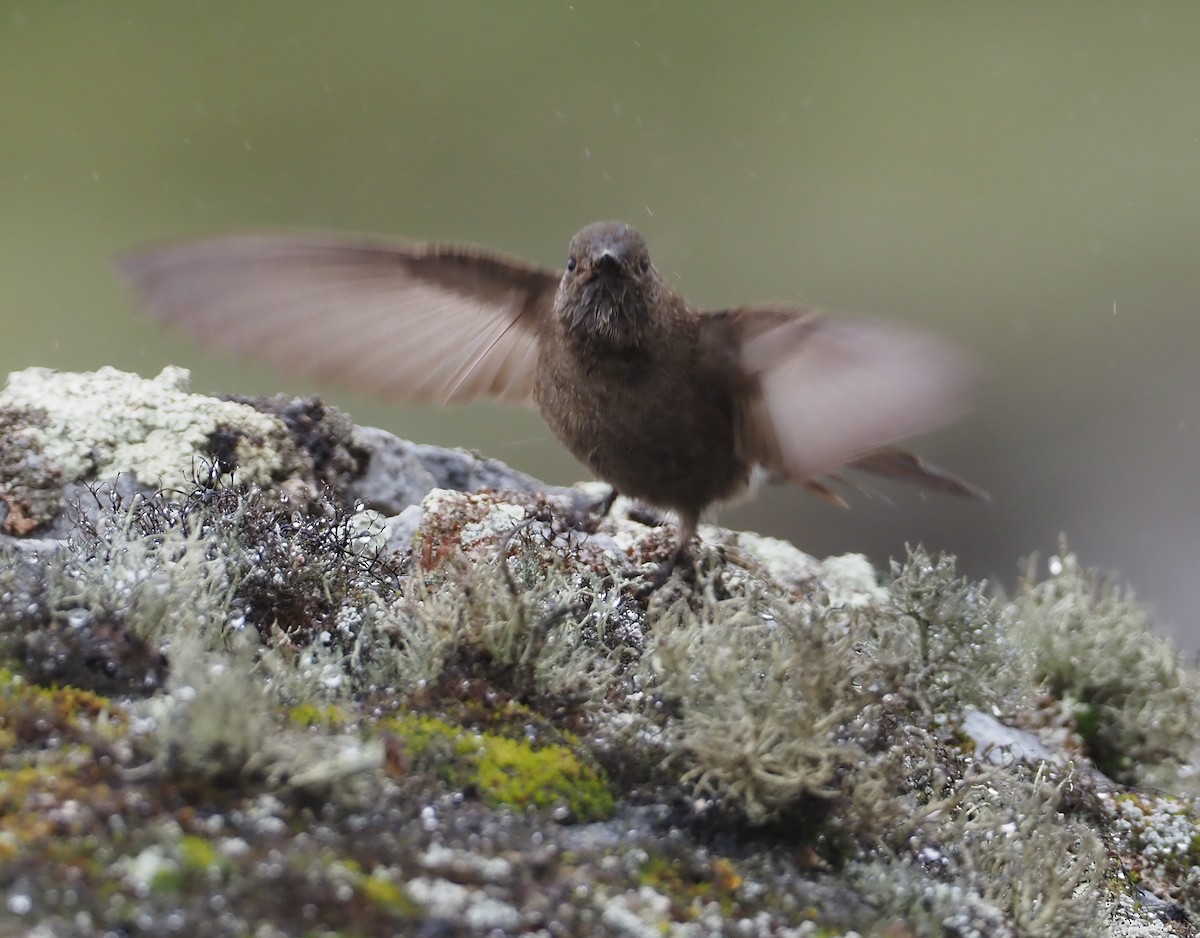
[{"left": 555, "top": 221, "right": 662, "bottom": 348}]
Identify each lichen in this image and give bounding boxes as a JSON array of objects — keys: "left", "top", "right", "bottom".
[
  {"left": 42, "top": 468, "right": 401, "bottom": 660},
  {"left": 359, "top": 490, "right": 638, "bottom": 706},
  {"left": 628, "top": 548, "right": 1036, "bottom": 837},
  {"left": 0, "top": 366, "right": 297, "bottom": 488},
  {"left": 887, "top": 545, "right": 1029, "bottom": 716},
  {"left": 1, "top": 368, "right": 1196, "bottom": 936},
  {"left": 852, "top": 766, "right": 1108, "bottom": 938},
  {"left": 1109, "top": 789, "right": 1200, "bottom": 909},
  {"left": 639, "top": 575, "right": 898, "bottom": 827},
  {"left": 1008, "top": 544, "right": 1200, "bottom": 789},
  {"left": 0, "top": 404, "right": 66, "bottom": 534}
]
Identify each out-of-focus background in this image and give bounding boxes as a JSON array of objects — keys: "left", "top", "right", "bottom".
[{"left": 2, "top": 5, "right": 1197, "bottom": 647}]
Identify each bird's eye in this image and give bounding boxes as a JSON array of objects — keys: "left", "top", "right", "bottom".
[
  {"left": 639, "top": 256, "right": 650, "bottom": 273},
  {"left": 566, "top": 257, "right": 577, "bottom": 272}
]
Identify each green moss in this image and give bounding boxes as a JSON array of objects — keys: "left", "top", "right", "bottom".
[
  {"left": 475, "top": 733, "right": 613, "bottom": 817},
  {"left": 0, "top": 668, "right": 131, "bottom": 862},
  {"left": 28, "top": 681, "right": 119, "bottom": 725},
  {"left": 140, "top": 836, "right": 230, "bottom": 894},
  {"left": 178, "top": 834, "right": 223, "bottom": 875},
  {"left": 0, "top": 765, "right": 57, "bottom": 850},
  {"left": 384, "top": 713, "right": 614, "bottom": 822},
  {"left": 359, "top": 872, "right": 419, "bottom": 918},
  {"left": 0, "top": 669, "right": 123, "bottom": 776},
  {"left": 1, "top": 665, "right": 120, "bottom": 722},
  {"left": 290, "top": 701, "right": 349, "bottom": 730}
]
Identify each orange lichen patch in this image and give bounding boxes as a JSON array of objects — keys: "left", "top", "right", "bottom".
[
  {"left": 1, "top": 499, "right": 42, "bottom": 535},
  {"left": 414, "top": 490, "right": 509, "bottom": 569}
]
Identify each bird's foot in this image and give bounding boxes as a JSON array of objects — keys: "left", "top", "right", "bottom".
[
  {"left": 593, "top": 485, "right": 620, "bottom": 519},
  {"left": 633, "top": 543, "right": 693, "bottom": 599},
  {"left": 564, "top": 485, "right": 621, "bottom": 535}
]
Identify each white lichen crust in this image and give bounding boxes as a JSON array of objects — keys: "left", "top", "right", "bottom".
[{"left": 0, "top": 366, "right": 292, "bottom": 487}]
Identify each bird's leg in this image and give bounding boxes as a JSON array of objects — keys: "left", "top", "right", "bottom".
[
  {"left": 594, "top": 485, "right": 620, "bottom": 518},
  {"left": 577, "top": 485, "right": 620, "bottom": 535},
  {"left": 636, "top": 514, "right": 698, "bottom": 596}
]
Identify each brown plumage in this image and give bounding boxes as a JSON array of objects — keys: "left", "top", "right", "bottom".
[{"left": 116, "top": 220, "right": 985, "bottom": 575}]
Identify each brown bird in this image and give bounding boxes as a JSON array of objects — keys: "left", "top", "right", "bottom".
[{"left": 116, "top": 221, "right": 984, "bottom": 579}]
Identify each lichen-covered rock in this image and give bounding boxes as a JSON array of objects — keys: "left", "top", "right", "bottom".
[
  {"left": 0, "top": 367, "right": 1196, "bottom": 937},
  {"left": 0, "top": 366, "right": 298, "bottom": 490}
]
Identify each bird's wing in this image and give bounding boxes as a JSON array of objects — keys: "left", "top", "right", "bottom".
[
  {"left": 848, "top": 446, "right": 988, "bottom": 499},
  {"left": 115, "top": 232, "right": 561, "bottom": 406},
  {"left": 700, "top": 305, "right": 979, "bottom": 488}
]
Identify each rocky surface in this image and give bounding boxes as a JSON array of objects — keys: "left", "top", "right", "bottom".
[{"left": 0, "top": 366, "right": 1197, "bottom": 937}]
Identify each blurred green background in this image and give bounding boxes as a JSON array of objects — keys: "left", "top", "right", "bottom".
[{"left": 3, "top": 3, "right": 1197, "bottom": 646}]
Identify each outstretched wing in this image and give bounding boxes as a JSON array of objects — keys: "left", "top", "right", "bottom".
[
  {"left": 115, "top": 231, "right": 561, "bottom": 406},
  {"left": 702, "top": 305, "right": 981, "bottom": 492}
]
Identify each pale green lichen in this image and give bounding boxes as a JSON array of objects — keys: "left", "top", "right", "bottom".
[
  {"left": 887, "top": 546, "right": 1030, "bottom": 716},
  {"left": 638, "top": 572, "right": 906, "bottom": 828},
  {"left": 46, "top": 475, "right": 397, "bottom": 654},
  {"left": 632, "top": 548, "right": 1039, "bottom": 832},
  {"left": 358, "top": 504, "right": 636, "bottom": 704},
  {"left": 1008, "top": 545, "right": 1200, "bottom": 789},
  {"left": 943, "top": 767, "right": 1108, "bottom": 936},
  {"left": 147, "top": 635, "right": 279, "bottom": 786},
  {"left": 853, "top": 767, "right": 1108, "bottom": 937},
  {"left": 146, "top": 634, "right": 382, "bottom": 799},
  {"left": 47, "top": 490, "right": 242, "bottom": 645},
  {"left": 0, "top": 366, "right": 295, "bottom": 488}
]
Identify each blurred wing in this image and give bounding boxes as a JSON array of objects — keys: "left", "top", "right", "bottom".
[
  {"left": 115, "top": 232, "right": 561, "bottom": 406},
  {"left": 849, "top": 447, "right": 988, "bottom": 499},
  {"left": 702, "top": 306, "right": 978, "bottom": 484}
]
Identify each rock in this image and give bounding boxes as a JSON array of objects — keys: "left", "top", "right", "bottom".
[{"left": 0, "top": 366, "right": 1194, "bottom": 938}]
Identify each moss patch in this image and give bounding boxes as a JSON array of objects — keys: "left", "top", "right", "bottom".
[{"left": 384, "top": 713, "right": 614, "bottom": 822}]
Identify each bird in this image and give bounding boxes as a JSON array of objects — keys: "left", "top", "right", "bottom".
[{"left": 115, "top": 220, "right": 985, "bottom": 581}]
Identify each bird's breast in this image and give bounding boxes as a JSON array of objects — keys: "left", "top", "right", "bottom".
[{"left": 533, "top": 335, "right": 749, "bottom": 513}]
